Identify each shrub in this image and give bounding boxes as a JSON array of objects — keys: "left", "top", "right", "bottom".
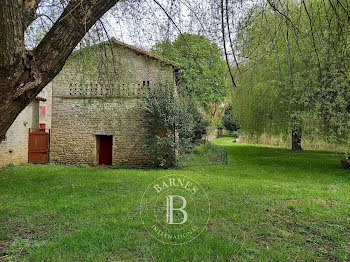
[
  {"left": 187, "top": 102, "right": 209, "bottom": 144},
  {"left": 144, "top": 84, "right": 193, "bottom": 167},
  {"left": 222, "top": 106, "right": 239, "bottom": 132}
]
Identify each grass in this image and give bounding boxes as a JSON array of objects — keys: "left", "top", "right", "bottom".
[
  {"left": 180, "top": 141, "right": 227, "bottom": 166},
  {"left": 1, "top": 137, "right": 350, "bottom": 261}
]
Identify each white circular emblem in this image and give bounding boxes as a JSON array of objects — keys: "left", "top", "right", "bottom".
[{"left": 140, "top": 175, "right": 210, "bottom": 245}]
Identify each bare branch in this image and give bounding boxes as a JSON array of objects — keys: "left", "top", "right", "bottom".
[
  {"left": 225, "top": 0, "right": 240, "bottom": 73},
  {"left": 221, "top": 0, "right": 236, "bottom": 88},
  {"left": 301, "top": 0, "right": 321, "bottom": 69},
  {"left": 152, "top": 0, "right": 202, "bottom": 72}
]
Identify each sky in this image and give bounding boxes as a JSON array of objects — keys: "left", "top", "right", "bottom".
[
  {"left": 22, "top": 0, "right": 262, "bottom": 97},
  {"left": 25, "top": 0, "right": 256, "bottom": 63}
]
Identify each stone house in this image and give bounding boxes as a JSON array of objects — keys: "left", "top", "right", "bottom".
[
  {"left": 50, "top": 39, "right": 180, "bottom": 166},
  {"left": 0, "top": 97, "right": 46, "bottom": 167}
]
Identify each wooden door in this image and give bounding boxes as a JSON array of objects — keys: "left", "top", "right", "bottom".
[
  {"left": 99, "top": 136, "right": 113, "bottom": 165},
  {"left": 28, "top": 128, "right": 50, "bottom": 163}
]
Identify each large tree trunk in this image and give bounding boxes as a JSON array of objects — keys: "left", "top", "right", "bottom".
[
  {"left": 0, "top": 0, "right": 118, "bottom": 140},
  {"left": 292, "top": 121, "right": 303, "bottom": 151}
]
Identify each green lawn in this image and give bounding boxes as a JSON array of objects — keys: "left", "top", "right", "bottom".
[{"left": 1, "top": 137, "right": 350, "bottom": 261}]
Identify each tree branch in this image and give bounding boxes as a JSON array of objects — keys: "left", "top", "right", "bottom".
[
  {"left": 152, "top": 0, "right": 202, "bottom": 72},
  {"left": 225, "top": 0, "right": 240, "bottom": 73},
  {"left": 23, "top": 0, "right": 42, "bottom": 30},
  {"left": 221, "top": 0, "right": 236, "bottom": 88},
  {"left": 0, "top": 0, "right": 118, "bottom": 140},
  {"left": 31, "top": 0, "right": 118, "bottom": 89}
]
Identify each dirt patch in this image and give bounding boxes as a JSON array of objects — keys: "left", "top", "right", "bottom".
[
  {"left": 253, "top": 234, "right": 272, "bottom": 248},
  {"left": 281, "top": 199, "right": 303, "bottom": 204},
  {"left": 0, "top": 239, "right": 11, "bottom": 258},
  {"left": 265, "top": 207, "right": 276, "bottom": 213},
  {"left": 312, "top": 197, "right": 335, "bottom": 207},
  {"left": 7, "top": 225, "right": 39, "bottom": 241}
]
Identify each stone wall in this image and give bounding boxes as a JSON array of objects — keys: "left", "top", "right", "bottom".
[
  {"left": 39, "top": 83, "right": 53, "bottom": 129},
  {"left": 0, "top": 101, "right": 39, "bottom": 167},
  {"left": 50, "top": 42, "right": 177, "bottom": 166},
  {"left": 50, "top": 98, "right": 149, "bottom": 165}
]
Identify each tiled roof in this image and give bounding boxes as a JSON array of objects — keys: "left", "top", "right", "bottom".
[
  {"left": 35, "top": 96, "right": 47, "bottom": 102},
  {"left": 111, "top": 38, "right": 180, "bottom": 68}
]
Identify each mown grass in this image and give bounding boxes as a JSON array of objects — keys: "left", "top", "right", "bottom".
[{"left": 1, "top": 137, "right": 350, "bottom": 261}]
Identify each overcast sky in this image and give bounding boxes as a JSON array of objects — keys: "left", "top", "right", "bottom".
[
  {"left": 30, "top": 1, "right": 253, "bottom": 44},
  {"left": 25, "top": 0, "right": 256, "bottom": 61}
]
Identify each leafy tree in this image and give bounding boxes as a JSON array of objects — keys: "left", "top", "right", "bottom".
[
  {"left": 144, "top": 83, "right": 193, "bottom": 167},
  {"left": 151, "top": 33, "right": 228, "bottom": 120},
  {"left": 232, "top": 0, "right": 350, "bottom": 151},
  {"left": 144, "top": 80, "right": 210, "bottom": 167}
]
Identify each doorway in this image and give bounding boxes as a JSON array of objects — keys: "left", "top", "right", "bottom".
[
  {"left": 28, "top": 128, "right": 50, "bottom": 163},
  {"left": 97, "top": 135, "right": 113, "bottom": 165}
]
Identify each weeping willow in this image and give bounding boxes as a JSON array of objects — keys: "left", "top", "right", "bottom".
[{"left": 231, "top": 0, "right": 350, "bottom": 150}]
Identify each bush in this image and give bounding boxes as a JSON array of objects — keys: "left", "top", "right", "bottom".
[
  {"left": 187, "top": 102, "right": 209, "bottom": 144},
  {"left": 222, "top": 106, "right": 239, "bottom": 132},
  {"left": 144, "top": 84, "right": 193, "bottom": 167},
  {"left": 341, "top": 158, "right": 350, "bottom": 169}
]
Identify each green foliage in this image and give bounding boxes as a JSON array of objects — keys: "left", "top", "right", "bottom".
[
  {"left": 144, "top": 82, "right": 210, "bottom": 167},
  {"left": 73, "top": 163, "right": 90, "bottom": 168},
  {"left": 221, "top": 106, "right": 239, "bottom": 132},
  {"left": 144, "top": 83, "right": 193, "bottom": 167},
  {"left": 151, "top": 33, "right": 228, "bottom": 110},
  {"left": 233, "top": 0, "right": 350, "bottom": 148},
  {"left": 1, "top": 162, "right": 15, "bottom": 170},
  {"left": 180, "top": 140, "right": 227, "bottom": 167},
  {"left": 187, "top": 102, "right": 209, "bottom": 143}
]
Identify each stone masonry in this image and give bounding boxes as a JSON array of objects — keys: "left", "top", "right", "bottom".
[{"left": 50, "top": 39, "right": 180, "bottom": 166}]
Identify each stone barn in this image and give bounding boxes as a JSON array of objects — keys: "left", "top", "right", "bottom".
[{"left": 50, "top": 39, "right": 180, "bottom": 166}]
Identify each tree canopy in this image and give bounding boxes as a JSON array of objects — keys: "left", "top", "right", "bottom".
[
  {"left": 231, "top": 0, "right": 350, "bottom": 150},
  {"left": 151, "top": 33, "right": 228, "bottom": 111},
  {"left": 1, "top": 0, "right": 350, "bottom": 151}
]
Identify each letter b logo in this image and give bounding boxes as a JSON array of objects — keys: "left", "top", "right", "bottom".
[{"left": 166, "top": 195, "right": 188, "bottom": 224}]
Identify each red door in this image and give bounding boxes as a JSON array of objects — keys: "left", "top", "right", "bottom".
[
  {"left": 99, "top": 136, "right": 113, "bottom": 165},
  {"left": 28, "top": 128, "right": 50, "bottom": 163}
]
